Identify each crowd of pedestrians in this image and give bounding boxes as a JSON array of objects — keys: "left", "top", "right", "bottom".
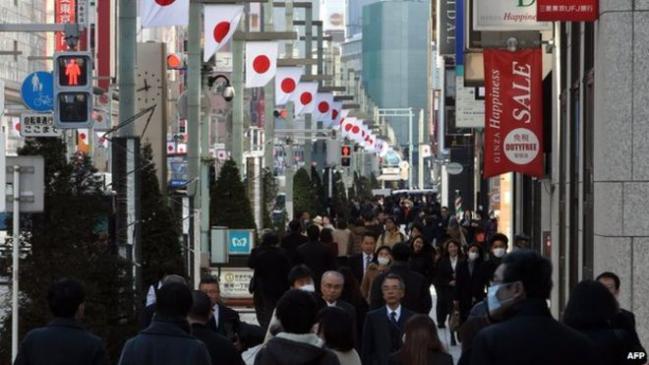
[{"left": 12, "top": 194, "right": 647, "bottom": 365}]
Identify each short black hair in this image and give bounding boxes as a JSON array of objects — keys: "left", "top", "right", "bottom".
[
  {"left": 501, "top": 250, "right": 552, "bottom": 299},
  {"left": 199, "top": 275, "right": 219, "bottom": 286},
  {"left": 490, "top": 233, "right": 509, "bottom": 247},
  {"left": 596, "top": 271, "right": 620, "bottom": 290},
  {"left": 48, "top": 278, "right": 85, "bottom": 318},
  {"left": 362, "top": 232, "right": 377, "bottom": 241},
  {"left": 320, "top": 228, "right": 334, "bottom": 243},
  {"left": 391, "top": 242, "right": 411, "bottom": 262},
  {"left": 317, "top": 307, "right": 355, "bottom": 352},
  {"left": 288, "top": 219, "right": 302, "bottom": 233},
  {"left": 156, "top": 282, "right": 193, "bottom": 317},
  {"left": 288, "top": 264, "right": 313, "bottom": 286},
  {"left": 382, "top": 273, "right": 405, "bottom": 290},
  {"left": 189, "top": 290, "right": 212, "bottom": 320},
  {"left": 563, "top": 280, "right": 619, "bottom": 330},
  {"left": 261, "top": 230, "right": 279, "bottom": 247},
  {"left": 306, "top": 224, "right": 321, "bottom": 241},
  {"left": 276, "top": 289, "right": 318, "bottom": 334}
]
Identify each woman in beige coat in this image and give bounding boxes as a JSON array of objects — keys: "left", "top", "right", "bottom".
[{"left": 360, "top": 246, "right": 393, "bottom": 302}]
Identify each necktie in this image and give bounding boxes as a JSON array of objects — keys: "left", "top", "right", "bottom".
[
  {"left": 365, "top": 255, "right": 371, "bottom": 271},
  {"left": 390, "top": 311, "right": 398, "bottom": 325}
]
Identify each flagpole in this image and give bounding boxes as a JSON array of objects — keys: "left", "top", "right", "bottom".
[{"left": 263, "top": 0, "right": 275, "bottom": 170}]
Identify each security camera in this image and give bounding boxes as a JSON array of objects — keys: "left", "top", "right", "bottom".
[
  {"left": 223, "top": 85, "right": 235, "bottom": 102},
  {"left": 506, "top": 37, "right": 519, "bottom": 52}
]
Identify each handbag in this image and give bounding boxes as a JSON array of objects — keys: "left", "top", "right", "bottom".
[{"left": 449, "top": 309, "right": 461, "bottom": 331}]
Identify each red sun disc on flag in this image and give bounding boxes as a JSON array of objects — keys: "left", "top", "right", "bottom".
[
  {"left": 213, "top": 22, "right": 231, "bottom": 43},
  {"left": 332, "top": 110, "right": 339, "bottom": 119},
  {"left": 15, "top": 123, "right": 20, "bottom": 132},
  {"left": 318, "top": 102, "right": 329, "bottom": 113},
  {"left": 352, "top": 126, "right": 360, "bottom": 134},
  {"left": 344, "top": 123, "right": 353, "bottom": 131},
  {"left": 79, "top": 133, "right": 87, "bottom": 140},
  {"left": 99, "top": 137, "right": 106, "bottom": 144},
  {"left": 253, "top": 55, "right": 271, "bottom": 73},
  {"left": 281, "top": 78, "right": 296, "bottom": 93},
  {"left": 155, "top": 0, "right": 176, "bottom": 5},
  {"left": 168, "top": 145, "right": 174, "bottom": 152},
  {"left": 300, "top": 92, "right": 313, "bottom": 105}
]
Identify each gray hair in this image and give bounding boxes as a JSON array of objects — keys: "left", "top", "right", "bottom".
[
  {"left": 381, "top": 273, "right": 405, "bottom": 290},
  {"left": 162, "top": 274, "right": 187, "bottom": 286},
  {"left": 321, "top": 271, "right": 345, "bottom": 284}
]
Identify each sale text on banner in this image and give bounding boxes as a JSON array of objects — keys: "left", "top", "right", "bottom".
[{"left": 483, "top": 48, "right": 544, "bottom": 178}]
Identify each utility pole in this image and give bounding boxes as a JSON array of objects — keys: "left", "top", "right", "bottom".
[
  {"left": 263, "top": 0, "right": 275, "bottom": 170},
  {"left": 118, "top": 0, "right": 142, "bottom": 302},
  {"left": 231, "top": 19, "right": 245, "bottom": 174},
  {"left": 303, "top": 5, "right": 313, "bottom": 172},
  {"left": 283, "top": 0, "right": 295, "bottom": 219},
  {"left": 408, "top": 107, "right": 414, "bottom": 189},
  {"left": 418, "top": 108, "right": 425, "bottom": 189}
]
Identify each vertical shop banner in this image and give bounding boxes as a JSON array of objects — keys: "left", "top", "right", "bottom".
[
  {"left": 483, "top": 48, "right": 544, "bottom": 178},
  {"left": 55, "top": 0, "right": 76, "bottom": 51},
  {"left": 537, "top": 0, "right": 598, "bottom": 22}
]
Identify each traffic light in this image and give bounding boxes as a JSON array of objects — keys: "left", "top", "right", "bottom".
[
  {"left": 341, "top": 145, "right": 352, "bottom": 167},
  {"left": 53, "top": 52, "right": 93, "bottom": 128}
]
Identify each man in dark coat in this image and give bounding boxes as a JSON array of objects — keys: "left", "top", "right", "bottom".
[
  {"left": 199, "top": 276, "right": 242, "bottom": 341},
  {"left": 189, "top": 291, "right": 244, "bottom": 365},
  {"left": 139, "top": 274, "right": 187, "bottom": 329},
  {"left": 255, "top": 289, "right": 339, "bottom": 365},
  {"left": 348, "top": 233, "right": 377, "bottom": 283},
  {"left": 369, "top": 243, "right": 432, "bottom": 314},
  {"left": 118, "top": 282, "right": 211, "bottom": 365},
  {"left": 281, "top": 220, "right": 308, "bottom": 266},
  {"left": 318, "top": 271, "right": 358, "bottom": 346},
  {"left": 597, "top": 271, "right": 647, "bottom": 362},
  {"left": 470, "top": 250, "right": 599, "bottom": 365},
  {"left": 362, "top": 273, "right": 414, "bottom": 365},
  {"left": 14, "top": 278, "right": 106, "bottom": 365},
  {"left": 296, "top": 224, "right": 336, "bottom": 290},
  {"left": 248, "top": 231, "right": 291, "bottom": 330}
]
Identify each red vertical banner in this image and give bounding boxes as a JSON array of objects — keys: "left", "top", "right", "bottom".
[
  {"left": 97, "top": 0, "right": 111, "bottom": 91},
  {"left": 55, "top": 0, "right": 76, "bottom": 51},
  {"left": 483, "top": 48, "right": 544, "bottom": 178}
]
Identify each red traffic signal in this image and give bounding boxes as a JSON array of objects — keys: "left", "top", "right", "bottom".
[
  {"left": 166, "top": 54, "right": 184, "bottom": 70},
  {"left": 56, "top": 55, "right": 90, "bottom": 87}
]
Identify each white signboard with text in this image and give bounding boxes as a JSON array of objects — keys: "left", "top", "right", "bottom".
[
  {"left": 20, "top": 113, "right": 62, "bottom": 137},
  {"left": 474, "top": 0, "right": 551, "bottom": 31}
]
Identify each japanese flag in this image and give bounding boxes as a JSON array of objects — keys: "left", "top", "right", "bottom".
[
  {"left": 330, "top": 101, "right": 343, "bottom": 127},
  {"left": 97, "top": 132, "right": 109, "bottom": 148},
  {"left": 291, "top": 82, "right": 318, "bottom": 115},
  {"left": 245, "top": 42, "right": 279, "bottom": 88},
  {"left": 77, "top": 129, "right": 90, "bottom": 154},
  {"left": 177, "top": 143, "right": 187, "bottom": 154},
  {"left": 341, "top": 117, "right": 358, "bottom": 139},
  {"left": 204, "top": 5, "right": 243, "bottom": 62},
  {"left": 275, "top": 67, "right": 303, "bottom": 105},
  {"left": 167, "top": 142, "right": 177, "bottom": 155},
  {"left": 314, "top": 93, "right": 334, "bottom": 124},
  {"left": 140, "top": 0, "right": 189, "bottom": 28},
  {"left": 10, "top": 117, "right": 22, "bottom": 138}
]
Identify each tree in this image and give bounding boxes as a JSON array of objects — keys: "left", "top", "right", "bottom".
[
  {"left": 293, "top": 167, "right": 313, "bottom": 218},
  {"left": 139, "top": 144, "right": 184, "bottom": 290},
  {"left": 210, "top": 160, "right": 256, "bottom": 229},
  {"left": 310, "top": 166, "right": 326, "bottom": 215},
  {"left": 0, "top": 138, "right": 136, "bottom": 364},
  {"left": 332, "top": 171, "right": 350, "bottom": 223},
  {"left": 261, "top": 167, "right": 279, "bottom": 231}
]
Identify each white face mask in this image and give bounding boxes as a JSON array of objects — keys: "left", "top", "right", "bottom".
[
  {"left": 486, "top": 282, "right": 521, "bottom": 321},
  {"left": 299, "top": 284, "right": 315, "bottom": 292},
  {"left": 493, "top": 248, "right": 506, "bottom": 258},
  {"left": 468, "top": 252, "right": 479, "bottom": 261},
  {"left": 377, "top": 256, "right": 391, "bottom": 266}
]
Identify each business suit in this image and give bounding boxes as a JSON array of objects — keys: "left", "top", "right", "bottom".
[
  {"left": 369, "top": 263, "right": 432, "bottom": 315},
  {"left": 207, "top": 304, "right": 241, "bottom": 341},
  {"left": 280, "top": 232, "right": 308, "bottom": 266},
  {"left": 435, "top": 256, "right": 459, "bottom": 326},
  {"left": 248, "top": 245, "right": 291, "bottom": 329},
  {"left": 191, "top": 323, "right": 244, "bottom": 365},
  {"left": 361, "top": 306, "right": 414, "bottom": 365},
  {"left": 14, "top": 318, "right": 106, "bottom": 365},
  {"left": 349, "top": 253, "right": 373, "bottom": 284}
]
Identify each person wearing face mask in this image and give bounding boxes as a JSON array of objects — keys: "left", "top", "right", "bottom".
[
  {"left": 481, "top": 233, "right": 509, "bottom": 291},
  {"left": 453, "top": 244, "right": 487, "bottom": 327},
  {"left": 361, "top": 246, "right": 393, "bottom": 302},
  {"left": 263, "top": 265, "right": 323, "bottom": 344},
  {"left": 470, "top": 250, "right": 598, "bottom": 365}
]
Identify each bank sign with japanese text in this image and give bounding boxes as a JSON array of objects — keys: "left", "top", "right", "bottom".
[
  {"left": 474, "top": 0, "right": 552, "bottom": 31},
  {"left": 537, "top": 0, "right": 598, "bottom": 22},
  {"left": 483, "top": 48, "right": 544, "bottom": 178}
]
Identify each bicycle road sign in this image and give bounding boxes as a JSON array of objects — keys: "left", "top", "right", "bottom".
[{"left": 21, "top": 71, "right": 54, "bottom": 112}]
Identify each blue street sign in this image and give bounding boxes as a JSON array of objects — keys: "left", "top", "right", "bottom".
[
  {"left": 228, "top": 230, "right": 254, "bottom": 255},
  {"left": 21, "top": 71, "right": 54, "bottom": 112}
]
